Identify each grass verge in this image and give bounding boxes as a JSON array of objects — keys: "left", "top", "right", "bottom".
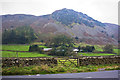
[{"left": 2, "top": 64, "right": 120, "bottom": 75}]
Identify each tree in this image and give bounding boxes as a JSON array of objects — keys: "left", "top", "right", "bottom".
[
  {"left": 103, "top": 44, "right": 113, "bottom": 53},
  {"left": 75, "top": 36, "right": 79, "bottom": 40},
  {"left": 2, "top": 26, "right": 37, "bottom": 44},
  {"left": 2, "top": 29, "right": 17, "bottom": 44},
  {"left": 91, "top": 46, "right": 95, "bottom": 51},
  {"left": 51, "top": 35, "right": 73, "bottom": 47},
  {"left": 81, "top": 46, "right": 95, "bottom": 52},
  {"left": 40, "top": 40, "right": 44, "bottom": 42},
  {"left": 50, "top": 45, "right": 74, "bottom": 56},
  {"left": 78, "top": 46, "right": 81, "bottom": 52},
  {"left": 49, "top": 35, "right": 74, "bottom": 56},
  {"left": 2, "top": 29, "right": 9, "bottom": 44},
  {"left": 29, "top": 45, "right": 43, "bottom": 53}
]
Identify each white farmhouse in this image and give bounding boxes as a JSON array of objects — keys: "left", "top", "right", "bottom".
[
  {"left": 73, "top": 49, "right": 79, "bottom": 53},
  {"left": 43, "top": 48, "right": 52, "bottom": 51}
]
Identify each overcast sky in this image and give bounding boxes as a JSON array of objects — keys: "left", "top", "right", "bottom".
[{"left": 0, "top": 0, "right": 119, "bottom": 24}]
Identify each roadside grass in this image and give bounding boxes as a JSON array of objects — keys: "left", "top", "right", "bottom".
[
  {"left": 78, "top": 53, "right": 115, "bottom": 56},
  {"left": 2, "top": 51, "right": 52, "bottom": 57},
  {"left": 2, "top": 64, "right": 120, "bottom": 75},
  {"left": 2, "top": 45, "right": 47, "bottom": 51}
]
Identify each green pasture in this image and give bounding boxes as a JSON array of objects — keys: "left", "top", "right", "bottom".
[
  {"left": 2, "top": 51, "right": 51, "bottom": 57},
  {"left": 2, "top": 45, "right": 47, "bottom": 51},
  {"left": 1, "top": 44, "right": 120, "bottom": 58},
  {"left": 73, "top": 43, "right": 104, "bottom": 52},
  {"left": 2, "top": 45, "right": 29, "bottom": 51},
  {"left": 78, "top": 53, "right": 115, "bottom": 56},
  {"left": 113, "top": 49, "right": 120, "bottom": 55}
]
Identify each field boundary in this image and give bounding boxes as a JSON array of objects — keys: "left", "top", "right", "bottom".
[
  {"left": 2, "top": 56, "right": 120, "bottom": 67},
  {"left": 1, "top": 50, "right": 29, "bottom": 52},
  {"left": 1, "top": 50, "right": 117, "bottom": 54}
]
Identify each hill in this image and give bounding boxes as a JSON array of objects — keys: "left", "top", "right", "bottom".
[{"left": 2, "top": 8, "right": 119, "bottom": 45}]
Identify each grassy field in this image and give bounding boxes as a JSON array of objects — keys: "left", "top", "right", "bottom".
[
  {"left": 113, "top": 49, "right": 120, "bottom": 55},
  {"left": 2, "top": 51, "right": 116, "bottom": 57},
  {"left": 2, "top": 45, "right": 47, "bottom": 51},
  {"left": 74, "top": 43, "right": 119, "bottom": 56},
  {"left": 1, "top": 44, "right": 119, "bottom": 57},
  {"left": 2, "top": 45, "right": 51, "bottom": 57},
  {"left": 2, "top": 44, "right": 120, "bottom": 75},
  {"left": 78, "top": 53, "right": 115, "bottom": 56},
  {"left": 2, "top": 51, "right": 52, "bottom": 57}
]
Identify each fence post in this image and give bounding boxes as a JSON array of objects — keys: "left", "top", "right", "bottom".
[
  {"left": 16, "top": 51, "right": 19, "bottom": 67},
  {"left": 77, "top": 57, "right": 80, "bottom": 67},
  {"left": 16, "top": 51, "right": 18, "bottom": 58}
]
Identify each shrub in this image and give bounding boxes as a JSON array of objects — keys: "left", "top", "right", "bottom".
[
  {"left": 29, "top": 45, "right": 43, "bottom": 53},
  {"left": 81, "top": 46, "right": 95, "bottom": 52},
  {"left": 50, "top": 46, "right": 74, "bottom": 56},
  {"left": 103, "top": 44, "right": 113, "bottom": 53},
  {"left": 48, "top": 35, "right": 74, "bottom": 56},
  {"left": 75, "top": 36, "right": 79, "bottom": 40}
]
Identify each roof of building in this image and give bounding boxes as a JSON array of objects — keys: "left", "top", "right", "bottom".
[
  {"left": 43, "top": 48, "right": 52, "bottom": 51},
  {"left": 73, "top": 49, "right": 79, "bottom": 52}
]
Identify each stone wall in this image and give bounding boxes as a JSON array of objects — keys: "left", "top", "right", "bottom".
[
  {"left": 2, "top": 57, "right": 57, "bottom": 67},
  {"left": 78, "top": 56, "right": 120, "bottom": 66},
  {"left": 2, "top": 56, "right": 120, "bottom": 67}
]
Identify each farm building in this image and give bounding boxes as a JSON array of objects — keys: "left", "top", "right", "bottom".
[
  {"left": 73, "top": 49, "right": 79, "bottom": 53},
  {"left": 43, "top": 48, "right": 52, "bottom": 51}
]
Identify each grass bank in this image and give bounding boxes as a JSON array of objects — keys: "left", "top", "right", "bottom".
[{"left": 2, "top": 64, "right": 120, "bottom": 75}]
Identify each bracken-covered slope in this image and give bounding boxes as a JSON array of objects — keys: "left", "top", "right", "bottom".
[{"left": 2, "top": 8, "right": 119, "bottom": 45}]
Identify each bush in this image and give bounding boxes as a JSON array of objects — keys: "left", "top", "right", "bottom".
[
  {"left": 75, "top": 36, "right": 79, "bottom": 40},
  {"left": 48, "top": 35, "right": 74, "bottom": 56},
  {"left": 50, "top": 46, "right": 74, "bottom": 56},
  {"left": 29, "top": 45, "right": 43, "bottom": 53},
  {"left": 103, "top": 44, "right": 113, "bottom": 53},
  {"left": 81, "top": 46, "right": 95, "bottom": 52}
]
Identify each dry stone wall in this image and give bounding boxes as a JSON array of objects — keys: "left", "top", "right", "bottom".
[
  {"left": 2, "top": 56, "right": 120, "bottom": 67},
  {"left": 2, "top": 57, "right": 57, "bottom": 67},
  {"left": 78, "top": 56, "right": 120, "bottom": 66}
]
